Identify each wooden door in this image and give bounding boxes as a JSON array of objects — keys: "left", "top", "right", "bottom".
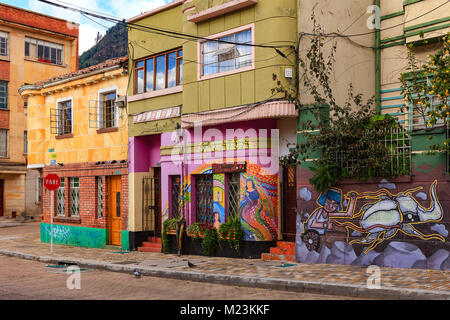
[
  {"left": 109, "top": 176, "right": 122, "bottom": 246},
  {"left": 282, "top": 167, "right": 297, "bottom": 242}
]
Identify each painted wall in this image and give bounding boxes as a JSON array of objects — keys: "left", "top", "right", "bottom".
[
  {"left": 298, "top": 0, "right": 375, "bottom": 109},
  {"left": 127, "top": 2, "right": 183, "bottom": 138},
  {"left": 22, "top": 67, "right": 128, "bottom": 166},
  {"left": 379, "top": 0, "right": 449, "bottom": 126},
  {"left": 0, "top": 5, "right": 78, "bottom": 218},
  {"left": 182, "top": 0, "right": 298, "bottom": 114},
  {"left": 41, "top": 223, "right": 109, "bottom": 248},
  {"left": 160, "top": 119, "right": 281, "bottom": 241}
]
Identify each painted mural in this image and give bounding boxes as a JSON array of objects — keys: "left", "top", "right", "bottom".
[
  {"left": 161, "top": 161, "right": 280, "bottom": 241},
  {"left": 240, "top": 163, "right": 279, "bottom": 241},
  {"left": 297, "top": 180, "right": 450, "bottom": 270}
]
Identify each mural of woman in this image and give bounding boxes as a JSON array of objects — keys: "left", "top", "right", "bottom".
[{"left": 240, "top": 179, "right": 278, "bottom": 241}]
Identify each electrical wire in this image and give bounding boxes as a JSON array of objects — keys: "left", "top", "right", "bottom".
[
  {"left": 37, "top": 0, "right": 293, "bottom": 51},
  {"left": 299, "top": 0, "right": 449, "bottom": 38}
]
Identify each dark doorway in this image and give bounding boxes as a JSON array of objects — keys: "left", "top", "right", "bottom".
[
  {"left": 142, "top": 168, "right": 161, "bottom": 237},
  {"left": 282, "top": 166, "right": 297, "bottom": 241}
]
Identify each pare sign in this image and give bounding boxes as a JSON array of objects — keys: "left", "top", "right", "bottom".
[{"left": 43, "top": 174, "right": 61, "bottom": 191}]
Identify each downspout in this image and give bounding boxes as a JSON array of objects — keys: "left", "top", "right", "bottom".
[{"left": 375, "top": 0, "right": 381, "bottom": 114}]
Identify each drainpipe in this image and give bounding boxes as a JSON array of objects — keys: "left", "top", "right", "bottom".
[{"left": 375, "top": 0, "right": 381, "bottom": 114}]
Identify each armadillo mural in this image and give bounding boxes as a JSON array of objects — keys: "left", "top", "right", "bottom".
[{"left": 297, "top": 180, "right": 450, "bottom": 270}]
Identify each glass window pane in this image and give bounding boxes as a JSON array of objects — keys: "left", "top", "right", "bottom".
[
  {"left": 203, "top": 41, "right": 217, "bottom": 54},
  {"left": 155, "top": 55, "right": 166, "bottom": 90},
  {"left": 179, "top": 58, "right": 183, "bottom": 85},
  {"left": 137, "top": 69, "right": 144, "bottom": 93},
  {"left": 167, "top": 52, "right": 176, "bottom": 88},
  {"left": 236, "top": 30, "right": 251, "bottom": 44},
  {"left": 146, "top": 58, "right": 154, "bottom": 91},
  {"left": 203, "top": 53, "right": 218, "bottom": 75},
  {"left": 136, "top": 61, "right": 144, "bottom": 68}
]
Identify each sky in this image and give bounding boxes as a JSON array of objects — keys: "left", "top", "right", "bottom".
[{"left": 1, "top": 0, "right": 173, "bottom": 54}]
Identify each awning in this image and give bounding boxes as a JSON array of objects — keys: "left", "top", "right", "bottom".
[
  {"left": 133, "top": 106, "right": 181, "bottom": 124},
  {"left": 181, "top": 101, "right": 297, "bottom": 128}
]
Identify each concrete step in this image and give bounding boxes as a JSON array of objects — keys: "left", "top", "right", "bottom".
[
  {"left": 141, "top": 241, "right": 162, "bottom": 249},
  {"left": 146, "top": 237, "right": 162, "bottom": 243},
  {"left": 138, "top": 246, "right": 161, "bottom": 253},
  {"left": 276, "top": 241, "right": 295, "bottom": 250},
  {"left": 261, "top": 253, "right": 296, "bottom": 262},
  {"left": 270, "top": 246, "right": 295, "bottom": 255}
]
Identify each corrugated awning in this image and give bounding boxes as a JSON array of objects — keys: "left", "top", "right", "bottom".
[
  {"left": 181, "top": 101, "right": 297, "bottom": 128},
  {"left": 133, "top": 106, "right": 181, "bottom": 124}
]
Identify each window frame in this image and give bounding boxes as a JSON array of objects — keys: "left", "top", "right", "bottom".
[
  {"left": 198, "top": 23, "right": 255, "bottom": 81},
  {"left": 70, "top": 177, "right": 80, "bottom": 217},
  {"left": 134, "top": 48, "right": 183, "bottom": 95},
  {"left": 25, "top": 36, "right": 64, "bottom": 65},
  {"left": 0, "top": 81, "right": 8, "bottom": 110},
  {"left": 56, "top": 178, "right": 65, "bottom": 217},
  {"left": 0, "top": 129, "right": 8, "bottom": 158},
  {"left": 0, "top": 31, "right": 9, "bottom": 57},
  {"left": 97, "top": 87, "right": 118, "bottom": 129},
  {"left": 96, "top": 176, "right": 103, "bottom": 219},
  {"left": 55, "top": 97, "right": 73, "bottom": 136}
]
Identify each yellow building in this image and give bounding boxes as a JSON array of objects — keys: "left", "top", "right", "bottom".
[
  {"left": 0, "top": 3, "right": 79, "bottom": 218},
  {"left": 19, "top": 57, "right": 130, "bottom": 250}
]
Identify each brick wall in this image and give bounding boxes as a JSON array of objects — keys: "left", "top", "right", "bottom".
[
  {"left": 41, "top": 162, "right": 128, "bottom": 232},
  {"left": 0, "top": 4, "right": 79, "bottom": 38},
  {"left": 0, "top": 61, "right": 9, "bottom": 81},
  {"left": 0, "top": 110, "right": 9, "bottom": 129}
]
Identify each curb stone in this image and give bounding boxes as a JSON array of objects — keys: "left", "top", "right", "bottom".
[{"left": 0, "top": 249, "right": 449, "bottom": 300}]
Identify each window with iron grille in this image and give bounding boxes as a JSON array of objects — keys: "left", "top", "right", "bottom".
[
  {"left": 0, "top": 31, "right": 8, "bottom": 57},
  {"left": 25, "top": 37, "right": 63, "bottom": 65},
  {"left": 227, "top": 173, "right": 241, "bottom": 218},
  {"left": 171, "top": 175, "right": 181, "bottom": 217},
  {"left": 56, "top": 179, "right": 65, "bottom": 216},
  {"left": 55, "top": 99, "right": 72, "bottom": 135},
  {"left": 195, "top": 174, "right": 214, "bottom": 225},
  {"left": 97, "top": 177, "right": 103, "bottom": 218},
  {"left": 70, "top": 178, "right": 80, "bottom": 217},
  {"left": 0, "top": 129, "right": 8, "bottom": 158},
  {"left": 0, "top": 81, "right": 8, "bottom": 110},
  {"left": 99, "top": 91, "right": 117, "bottom": 129}
]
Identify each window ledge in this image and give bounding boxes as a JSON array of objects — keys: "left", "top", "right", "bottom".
[
  {"left": 54, "top": 216, "right": 81, "bottom": 224},
  {"left": 55, "top": 133, "right": 73, "bottom": 139},
  {"left": 129, "top": 85, "right": 182, "bottom": 102},
  {"left": 24, "top": 56, "right": 67, "bottom": 68},
  {"left": 97, "top": 127, "right": 119, "bottom": 134},
  {"left": 0, "top": 56, "right": 9, "bottom": 62}
]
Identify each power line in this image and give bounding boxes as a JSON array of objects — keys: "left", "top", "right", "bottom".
[
  {"left": 37, "top": 0, "right": 294, "bottom": 52},
  {"left": 300, "top": 0, "right": 449, "bottom": 38}
]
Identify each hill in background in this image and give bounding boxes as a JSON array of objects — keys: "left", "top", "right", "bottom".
[{"left": 79, "top": 23, "right": 128, "bottom": 69}]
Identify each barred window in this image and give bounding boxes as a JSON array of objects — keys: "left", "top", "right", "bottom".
[
  {"left": 25, "top": 37, "right": 63, "bottom": 65},
  {"left": 99, "top": 91, "right": 117, "bottom": 129},
  {"left": 70, "top": 178, "right": 80, "bottom": 217},
  {"left": 56, "top": 99, "right": 72, "bottom": 135},
  {"left": 0, "top": 31, "right": 8, "bottom": 57},
  {"left": 0, "top": 81, "right": 8, "bottom": 110},
  {"left": 0, "top": 129, "right": 8, "bottom": 158},
  {"left": 56, "top": 179, "right": 65, "bottom": 216},
  {"left": 227, "top": 173, "right": 241, "bottom": 218},
  {"left": 97, "top": 177, "right": 103, "bottom": 218}
]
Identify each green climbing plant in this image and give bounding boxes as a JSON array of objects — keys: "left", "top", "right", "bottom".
[{"left": 218, "top": 215, "right": 244, "bottom": 254}]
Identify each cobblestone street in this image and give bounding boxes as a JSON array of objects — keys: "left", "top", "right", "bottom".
[{"left": 0, "top": 255, "right": 358, "bottom": 300}]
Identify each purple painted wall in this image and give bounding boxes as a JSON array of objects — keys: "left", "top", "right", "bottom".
[{"left": 128, "top": 135, "right": 161, "bottom": 173}]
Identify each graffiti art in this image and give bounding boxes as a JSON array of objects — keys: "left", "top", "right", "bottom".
[{"left": 301, "top": 180, "right": 446, "bottom": 254}]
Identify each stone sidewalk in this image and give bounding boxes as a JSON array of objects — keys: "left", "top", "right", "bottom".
[{"left": 0, "top": 222, "right": 449, "bottom": 300}]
